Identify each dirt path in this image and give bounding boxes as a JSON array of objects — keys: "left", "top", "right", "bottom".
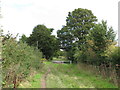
[{"left": 41, "top": 68, "right": 51, "bottom": 88}]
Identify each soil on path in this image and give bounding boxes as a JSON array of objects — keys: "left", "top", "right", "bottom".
[{"left": 41, "top": 68, "right": 51, "bottom": 88}]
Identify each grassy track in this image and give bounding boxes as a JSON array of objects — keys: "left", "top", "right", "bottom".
[
  {"left": 18, "top": 61, "right": 118, "bottom": 88},
  {"left": 45, "top": 62, "right": 117, "bottom": 88}
]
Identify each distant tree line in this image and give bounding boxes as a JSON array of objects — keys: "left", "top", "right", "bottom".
[
  {"left": 57, "top": 8, "right": 119, "bottom": 66},
  {"left": 20, "top": 8, "right": 119, "bottom": 67}
]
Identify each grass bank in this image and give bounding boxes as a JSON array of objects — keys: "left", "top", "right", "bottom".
[{"left": 45, "top": 62, "right": 118, "bottom": 88}]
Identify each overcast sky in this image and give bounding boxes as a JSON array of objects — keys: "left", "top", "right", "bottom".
[{"left": 1, "top": 0, "right": 119, "bottom": 39}]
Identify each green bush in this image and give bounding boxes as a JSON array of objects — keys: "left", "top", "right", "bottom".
[
  {"left": 110, "top": 47, "right": 120, "bottom": 65},
  {"left": 104, "top": 43, "right": 120, "bottom": 65},
  {"left": 2, "top": 37, "right": 42, "bottom": 88}
]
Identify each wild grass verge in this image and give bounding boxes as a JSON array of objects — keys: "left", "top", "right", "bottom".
[
  {"left": 77, "top": 63, "right": 119, "bottom": 87},
  {"left": 46, "top": 62, "right": 118, "bottom": 88}
]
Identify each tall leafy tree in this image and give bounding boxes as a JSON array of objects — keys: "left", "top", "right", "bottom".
[
  {"left": 27, "top": 24, "right": 58, "bottom": 60},
  {"left": 66, "top": 8, "right": 97, "bottom": 50},
  {"left": 90, "top": 20, "right": 116, "bottom": 65},
  {"left": 57, "top": 8, "right": 97, "bottom": 61}
]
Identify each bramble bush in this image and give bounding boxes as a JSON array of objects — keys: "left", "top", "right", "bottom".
[{"left": 2, "top": 36, "right": 42, "bottom": 88}]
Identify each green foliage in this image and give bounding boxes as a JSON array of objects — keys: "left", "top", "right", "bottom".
[
  {"left": 53, "top": 50, "right": 67, "bottom": 58},
  {"left": 2, "top": 35, "right": 42, "bottom": 88},
  {"left": 57, "top": 8, "right": 117, "bottom": 65},
  {"left": 57, "top": 8, "right": 97, "bottom": 61},
  {"left": 90, "top": 21, "right": 115, "bottom": 53},
  {"left": 109, "top": 47, "right": 120, "bottom": 65},
  {"left": 73, "top": 20, "right": 116, "bottom": 65},
  {"left": 66, "top": 8, "right": 97, "bottom": 51},
  {"left": 110, "top": 47, "right": 120, "bottom": 86},
  {"left": 27, "top": 24, "right": 59, "bottom": 60},
  {"left": 57, "top": 26, "right": 75, "bottom": 61},
  {"left": 89, "top": 20, "right": 116, "bottom": 65},
  {"left": 104, "top": 42, "right": 116, "bottom": 61},
  {"left": 73, "top": 48, "right": 82, "bottom": 61},
  {"left": 57, "top": 26, "right": 74, "bottom": 51},
  {"left": 19, "top": 34, "right": 28, "bottom": 43}
]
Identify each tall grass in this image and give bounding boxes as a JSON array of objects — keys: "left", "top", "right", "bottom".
[
  {"left": 45, "top": 62, "right": 117, "bottom": 88},
  {"left": 2, "top": 37, "right": 42, "bottom": 88},
  {"left": 77, "top": 63, "right": 118, "bottom": 87}
]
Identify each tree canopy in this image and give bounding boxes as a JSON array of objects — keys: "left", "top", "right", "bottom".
[
  {"left": 66, "top": 8, "right": 97, "bottom": 50},
  {"left": 57, "top": 8, "right": 97, "bottom": 61},
  {"left": 27, "top": 24, "right": 59, "bottom": 60}
]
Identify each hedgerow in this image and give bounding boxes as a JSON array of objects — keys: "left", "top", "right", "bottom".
[{"left": 2, "top": 36, "right": 42, "bottom": 88}]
